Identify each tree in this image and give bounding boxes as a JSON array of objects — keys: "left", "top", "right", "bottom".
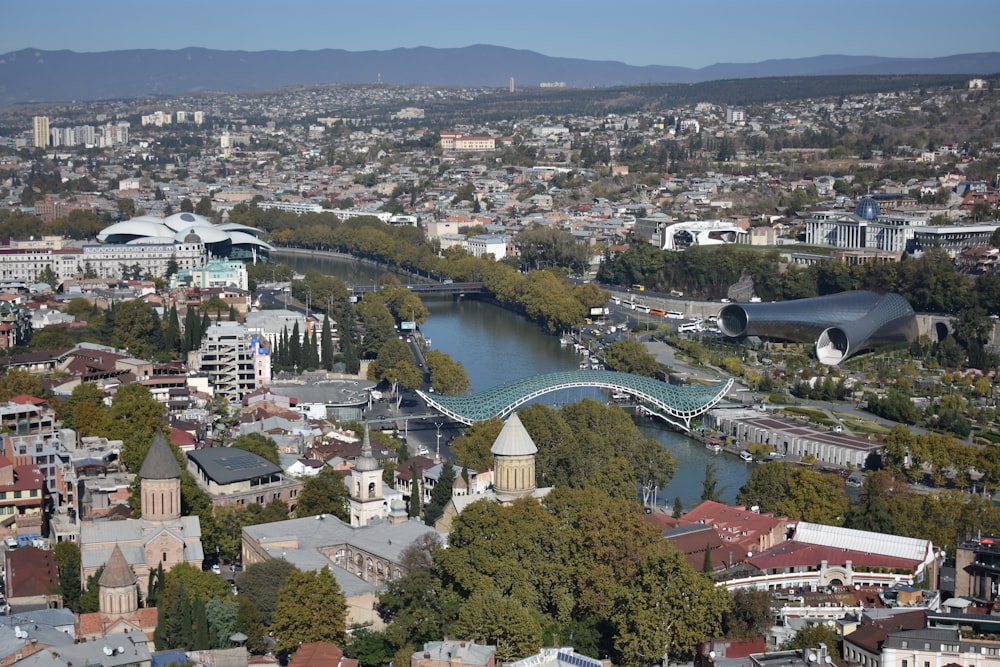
[
  {"left": 451, "top": 589, "right": 543, "bottom": 661},
  {"left": 612, "top": 546, "right": 730, "bottom": 667},
  {"left": 106, "top": 383, "right": 167, "bottom": 473},
  {"left": 700, "top": 463, "right": 722, "bottom": 502},
  {"left": 0, "top": 368, "right": 44, "bottom": 402},
  {"left": 425, "top": 349, "right": 470, "bottom": 396},
  {"left": 780, "top": 623, "right": 841, "bottom": 661},
  {"left": 846, "top": 471, "right": 896, "bottom": 533},
  {"left": 111, "top": 299, "right": 161, "bottom": 358},
  {"left": 604, "top": 340, "right": 662, "bottom": 377},
  {"left": 736, "top": 462, "right": 848, "bottom": 525},
  {"left": 162, "top": 562, "right": 230, "bottom": 606},
  {"left": 408, "top": 463, "right": 422, "bottom": 518},
  {"left": 206, "top": 597, "right": 242, "bottom": 649},
  {"left": 377, "top": 568, "right": 460, "bottom": 651},
  {"left": 230, "top": 433, "right": 280, "bottom": 466},
  {"left": 235, "top": 559, "right": 299, "bottom": 627},
  {"left": 321, "top": 315, "right": 335, "bottom": 370},
  {"left": 450, "top": 418, "right": 503, "bottom": 474},
  {"left": 723, "top": 589, "right": 773, "bottom": 640},
  {"left": 37, "top": 264, "right": 59, "bottom": 289},
  {"left": 60, "top": 382, "right": 108, "bottom": 436},
  {"left": 195, "top": 196, "right": 214, "bottom": 217},
  {"left": 296, "top": 467, "right": 351, "bottom": 520},
  {"left": 672, "top": 496, "right": 683, "bottom": 518},
  {"left": 347, "top": 627, "right": 392, "bottom": 667},
  {"left": 424, "top": 461, "right": 455, "bottom": 526},
  {"left": 79, "top": 567, "right": 103, "bottom": 614},
  {"left": 269, "top": 566, "right": 348, "bottom": 657},
  {"left": 53, "top": 541, "right": 82, "bottom": 612}
]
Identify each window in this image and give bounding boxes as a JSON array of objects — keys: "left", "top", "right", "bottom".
[{"left": 902, "top": 661, "right": 908, "bottom": 667}]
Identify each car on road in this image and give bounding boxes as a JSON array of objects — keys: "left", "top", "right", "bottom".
[{"left": 211, "top": 564, "right": 221, "bottom": 574}]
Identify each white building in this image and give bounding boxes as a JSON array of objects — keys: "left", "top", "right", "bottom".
[{"left": 466, "top": 234, "right": 510, "bottom": 260}]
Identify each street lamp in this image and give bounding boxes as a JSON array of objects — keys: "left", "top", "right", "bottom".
[{"left": 435, "top": 423, "right": 443, "bottom": 462}]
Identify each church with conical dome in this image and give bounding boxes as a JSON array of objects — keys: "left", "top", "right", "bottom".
[
  {"left": 434, "top": 411, "right": 551, "bottom": 531},
  {"left": 80, "top": 432, "right": 205, "bottom": 595}
]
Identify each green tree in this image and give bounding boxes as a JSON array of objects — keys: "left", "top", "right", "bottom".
[
  {"left": 347, "top": 627, "right": 392, "bottom": 667},
  {"left": 604, "top": 340, "right": 662, "bottom": 377},
  {"left": 377, "top": 568, "right": 460, "bottom": 651},
  {"left": 162, "top": 562, "right": 230, "bottom": 606},
  {"left": 106, "top": 383, "right": 167, "bottom": 473},
  {"left": 230, "top": 433, "right": 281, "bottom": 466},
  {"left": 79, "top": 567, "right": 103, "bottom": 614},
  {"left": 372, "top": 337, "right": 422, "bottom": 409},
  {"left": 37, "top": 264, "right": 59, "bottom": 289},
  {"left": 424, "top": 349, "right": 470, "bottom": 396},
  {"left": 409, "top": 464, "right": 422, "bottom": 518},
  {"left": 450, "top": 418, "right": 503, "bottom": 474},
  {"left": 53, "top": 541, "right": 82, "bottom": 612},
  {"left": 424, "top": 461, "right": 456, "bottom": 526},
  {"left": 206, "top": 596, "right": 242, "bottom": 649},
  {"left": 111, "top": 299, "right": 161, "bottom": 358},
  {"left": 321, "top": 315, "right": 335, "bottom": 370},
  {"left": 700, "top": 463, "right": 722, "bottom": 502},
  {"left": 195, "top": 196, "right": 214, "bottom": 217},
  {"left": 846, "top": 471, "right": 896, "bottom": 533},
  {"left": 737, "top": 463, "right": 848, "bottom": 525},
  {"left": 0, "top": 368, "right": 44, "bottom": 402},
  {"left": 780, "top": 623, "right": 841, "bottom": 661},
  {"left": 269, "top": 566, "right": 348, "bottom": 657},
  {"left": 295, "top": 467, "right": 351, "bottom": 520},
  {"left": 60, "top": 382, "right": 109, "bottom": 436},
  {"left": 723, "top": 589, "right": 774, "bottom": 640},
  {"left": 235, "top": 559, "right": 299, "bottom": 627},
  {"left": 612, "top": 546, "right": 730, "bottom": 667},
  {"left": 451, "top": 589, "right": 543, "bottom": 661}
]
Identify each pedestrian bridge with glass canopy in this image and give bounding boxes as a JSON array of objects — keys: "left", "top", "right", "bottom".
[{"left": 417, "top": 370, "right": 733, "bottom": 432}]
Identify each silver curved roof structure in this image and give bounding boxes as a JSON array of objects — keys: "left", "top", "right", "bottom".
[
  {"left": 97, "top": 212, "right": 273, "bottom": 254},
  {"left": 718, "top": 291, "right": 917, "bottom": 365},
  {"left": 417, "top": 370, "right": 733, "bottom": 431}
]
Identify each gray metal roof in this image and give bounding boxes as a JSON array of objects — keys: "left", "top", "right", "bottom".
[
  {"left": 243, "top": 515, "right": 446, "bottom": 597},
  {"left": 491, "top": 412, "right": 537, "bottom": 456},
  {"left": 187, "top": 447, "right": 281, "bottom": 485},
  {"left": 138, "top": 432, "right": 181, "bottom": 479}
]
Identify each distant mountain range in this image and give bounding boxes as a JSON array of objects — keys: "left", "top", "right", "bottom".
[{"left": 1, "top": 45, "right": 998, "bottom": 106}]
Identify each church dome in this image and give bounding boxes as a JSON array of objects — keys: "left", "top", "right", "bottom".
[
  {"left": 854, "top": 196, "right": 880, "bottom": 220},
  {"left": 491, "top": 412, "right": 537, "bottom": 456}
]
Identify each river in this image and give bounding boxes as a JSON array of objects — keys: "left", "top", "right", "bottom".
[{"left": 275, "top": 250, "right": 750, "bottom": 510}]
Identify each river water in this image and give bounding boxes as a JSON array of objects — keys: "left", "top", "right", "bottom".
[{"left": 276, "top": 250, "right": 750, "bottom": 509}]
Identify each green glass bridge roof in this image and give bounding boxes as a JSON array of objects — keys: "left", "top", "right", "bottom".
[{"left": 417, "top": 370, "right": 733, "bottom": 430}]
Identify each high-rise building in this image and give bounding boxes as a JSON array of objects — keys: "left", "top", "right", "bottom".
[{"left": 32, "top": 116, "right": 50, "bottom": 148}]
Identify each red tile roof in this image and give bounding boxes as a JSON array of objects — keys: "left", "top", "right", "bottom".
[{"left": 747, "top": 541, "right": 920, "bottom": 573}]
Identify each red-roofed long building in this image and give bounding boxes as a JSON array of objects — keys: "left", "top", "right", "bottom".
[{"left": 722, "top": 521, "right": 939, "bottom": 593}]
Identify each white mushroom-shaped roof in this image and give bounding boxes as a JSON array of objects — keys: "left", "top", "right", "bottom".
[
  {"left": 228, "top": 231, "right": 275, "bottom": 250},
  {"left": 173, "top": 225, "right": 229, "bottom": 244},
  {"left": 490, "top": 411, "right": 538, "bottom": 456},
  {"left": 97, "top": 219, "right": 173, "bottom": 242},
  {"left": 96, "top": 211, "right": 269, "bottom": 251}
]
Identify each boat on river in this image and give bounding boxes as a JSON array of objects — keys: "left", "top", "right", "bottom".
[
  {"left": 739, "top": 450, "right": 754, "bottom": 462},
  {"left": 705, "top": 438, "right": 722, "bottom": 453}
]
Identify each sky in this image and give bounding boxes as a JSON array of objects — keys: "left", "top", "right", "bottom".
[{"left": 3, "top": 0, "right": 999, "bottom": 70}]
